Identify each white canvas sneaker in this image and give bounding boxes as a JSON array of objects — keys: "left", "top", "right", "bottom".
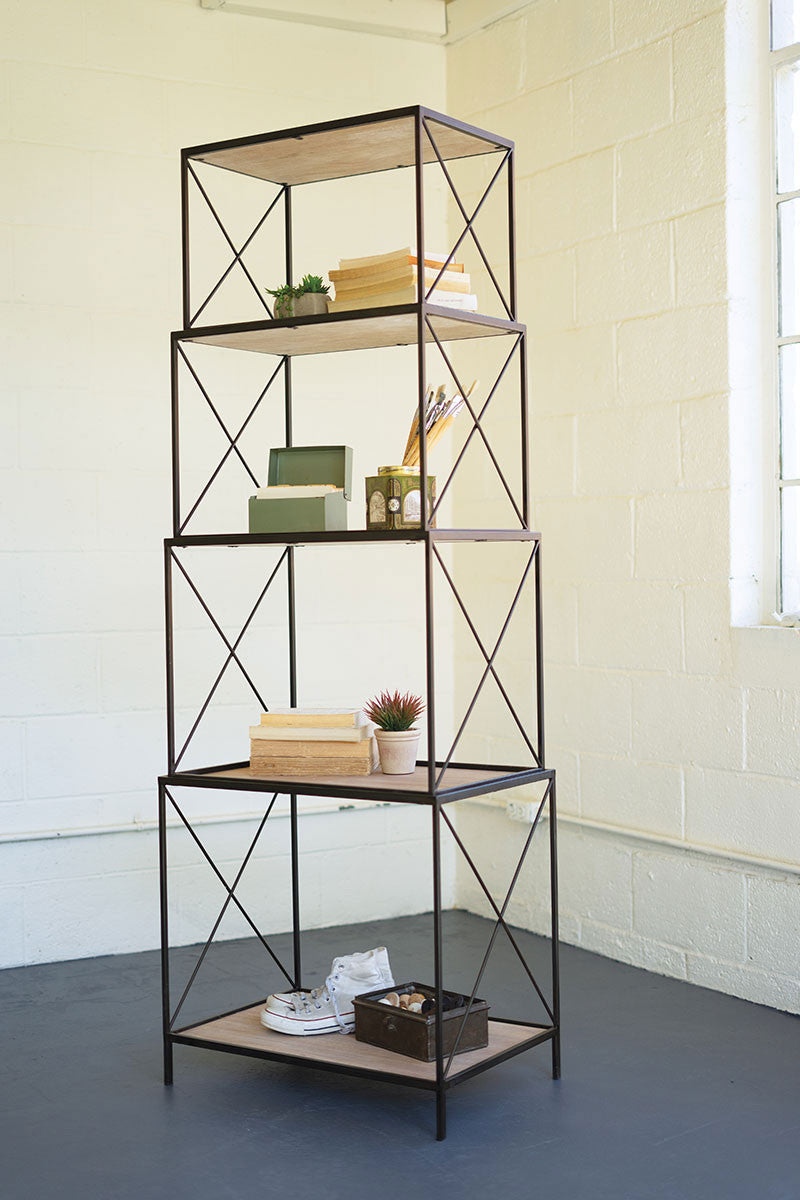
[{"left": 261, "top": 946, "right": 394, "bottom": 1036}]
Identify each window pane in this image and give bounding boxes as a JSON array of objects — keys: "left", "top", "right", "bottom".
[
  {"left": 781, "top": 344, "right": 800, "bottom": 478},
  {"left": 781, "top": 485, "right": 800, "bottom": 613},
  {"left": 777, "top": 62, "right": 800, "bottom": 192},
  {"left": 779, "top": 199, "right": 800, "bottom": 335},
  {"left": 773, "top": 0, "right": 800, "bottom": 49}
]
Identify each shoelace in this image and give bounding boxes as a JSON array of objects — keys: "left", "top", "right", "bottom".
[{"left": 289, "top": 965, "right": 348, "bottom": 1033}]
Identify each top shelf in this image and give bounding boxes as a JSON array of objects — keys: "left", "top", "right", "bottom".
[{"left": 183, "top": 105, "right": 512, "bottom": 187}]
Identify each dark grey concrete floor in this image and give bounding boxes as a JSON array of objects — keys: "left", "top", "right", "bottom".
[{"left": 2, "top": 910, "right": 799, "bottom": 1200}]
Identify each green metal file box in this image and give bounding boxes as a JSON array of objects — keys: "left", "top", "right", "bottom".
[{"left": 248, "top": 445, "right": 353, "bottom": 533}]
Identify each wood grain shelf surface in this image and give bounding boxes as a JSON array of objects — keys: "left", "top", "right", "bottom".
[
  {"left": 187, "top": 111, "right": 508, "bottom": 186},
  {"left": 176, "top": 1003, "right": 546, "bottom": 1083},
  {"left": 178, "top": 306, "right": 522, "bottom": 358},
  {"left": 210, "top": 764, "right": 514, "bottom": 794}
]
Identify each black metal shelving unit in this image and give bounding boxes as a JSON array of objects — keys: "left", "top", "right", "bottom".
[{"left": 158, "top": 105, "right": 560, "bottom": 1142}]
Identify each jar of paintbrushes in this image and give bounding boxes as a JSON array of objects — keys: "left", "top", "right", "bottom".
[{"left": 365, "top": 381, "right": 476, "bottom": 530}]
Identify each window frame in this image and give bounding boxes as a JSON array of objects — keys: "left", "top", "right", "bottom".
[{"left": 771, "top": 14, "right": 800, "bottom": 621}]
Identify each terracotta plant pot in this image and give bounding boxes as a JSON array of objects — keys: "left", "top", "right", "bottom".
[{"left": 374, "top": 728, "right": 420, "bottom": 775}]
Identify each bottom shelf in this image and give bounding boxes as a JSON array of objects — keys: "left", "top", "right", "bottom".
[{"left": 172, "top": 1003, "right": 554, "bottom": 1090}]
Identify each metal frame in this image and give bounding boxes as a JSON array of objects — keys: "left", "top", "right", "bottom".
[{"left": 160, "top": 105, "right": 560, "bottom": 1142}]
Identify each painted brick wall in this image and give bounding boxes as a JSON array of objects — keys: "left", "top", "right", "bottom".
[
  {"left": 447, "top": 0, "right": 800, "bottom": 1013},
  {"left": 0, "top": 0, "right": 453, "bottom": 967}
]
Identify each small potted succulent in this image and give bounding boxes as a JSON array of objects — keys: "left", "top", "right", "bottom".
[
  {"left": 364, "top": 690, "right": 425, "bottom": 775},
  {"left": 265, "top": 273, "right": 330, "bottom": 319}
]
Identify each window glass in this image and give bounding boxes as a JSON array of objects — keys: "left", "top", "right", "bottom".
[
  {"left": 777, "top": 62, "right": 800, "bottom": 191},
  {"left": 780, "top": 345, "right": 800, "bottom": 479},
  {"left": 780, "top": 485, "right": 800, "bottom": 612},
  {"left": 779, "top": 198, "right": 800, "bottom": 335}
]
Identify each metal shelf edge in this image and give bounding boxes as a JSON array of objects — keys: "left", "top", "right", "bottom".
[{"left": 165, "top": 530, "right": 542, "bottom": 548}]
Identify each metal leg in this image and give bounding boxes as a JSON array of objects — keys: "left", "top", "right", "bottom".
[
  {"left": 432, "top": 800, "right": 446, "bottom": 1140},
  {"left": 535, "top": 543, "right": 545, "bottom": 767},
  {"left": 436, "top": 1087, "right": 447, "bottom": 1142},
  {"left": 290, "top": 791, "right": 302, "bottom": 988},
  {"left": 158, "top": 781, "right": 173, "bottom": 1085},
  {"left": 549, "top": 775, "right": 561, "bottom": 1080}
]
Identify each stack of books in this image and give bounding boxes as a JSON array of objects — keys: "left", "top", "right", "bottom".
[
  {"left": 249, "top": 708, "right": 378, "bottom": 776},
  {"left": 327, "top": 247, "right": 478, "bottom": 314}
]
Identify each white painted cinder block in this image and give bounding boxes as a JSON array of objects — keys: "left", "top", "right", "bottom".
[
  {"left": 576, "top": 406, "right": 681, "bottom": 497},
  {"left": 634, "top": 489, "right": 729, "bottom": 583},
  {"left": 672, "top": 12, "right": 726, "bottom": 122},
  {"left": 632, "top": 850, "right": 747, "bottom": 961},
  {"left": 580, "top": 755, "right": 684, "bottom": 839},
  {"left": 546, "top": 665, "right": 632, "bottom": 756},
  {"left": 685, "top": 766, "right": 800, "bottom": 866},
  {"left": 448, "top": 15, "right": 525, "bottom": 113},
  {"left": 745, "top": 688, "right": 800, "bottom": 778},
  {"left": 522, "top": 0, "right": 613, "bottom": 88},
  {"left": 632, "top": 674, "right": 743, "bottom": 770},
  {"left": 577, "top": 579, "right": 683, "bottom": 673},
  {"left": 441, "top": 0, "right": 800, "bottom": 1019},
  {"left": 0, "top": 0, "right": 454, "bottom": 970},
  {"left": 572, "top": 41, "right": 672, "bottom": 154},
  {"left": 616, "top": 304, "right": 729, "bottom": 406},
  {"left": 612, "top": 0, "right": 723, "bottom": 51},
  {"left": 576, "top": 224, "right": 673, "bottom": 325},
  {"left": 529, "top": 324, "right": 618, "bottom": 415},
  {"left": 560, "top": 827, "right": 633, "bottom": 928},
  {"left": 616, "top": 113, "right": 726, "bottom": 228},
  {"left": 674, "top": 206, "right": 727, "bottom": 307},
  {"left": 746, "top": 875, "right": 800, "bottom": 979},
  {"left": 0, "top": 721, "right": 25, "bottom": 802},
  {"left": 524, "top": 151, "right": 615, "bottom": 255},
  {"left": 580, "top": 922, "right": 688, "bottom": 979}
]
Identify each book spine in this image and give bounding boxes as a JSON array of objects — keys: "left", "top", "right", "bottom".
[
  {"left": 259, "top": 712, "right": 362, "bottom": 727},
  {"left": 248, "top": 755, "right": 377, "bottom": 776},
  {"left": 332, "top": 270, "right": 471, "bottom": 298},
  {"left": 250, "top": 739, "right": 373, "bottom": 758}
]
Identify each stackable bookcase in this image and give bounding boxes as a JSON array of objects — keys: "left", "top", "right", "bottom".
[{"left": 158, "top": 105, "right": 560, "bottom": 1142}]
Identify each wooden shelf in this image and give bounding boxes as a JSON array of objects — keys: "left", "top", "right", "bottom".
[
  {"left": 173, "top": 1003, "right": 551, "bottom": 1089},
  {"left": 185, "top": 106, "right": 511, "bottom": 186},
  {"left": 162, "top": 762, "right": 551, "bottom": 804},
  {"left": 167, "top": 530, "right": 541, "bottom": 548},
  {"left": 176, "top": 305, "right": 523, "bottom": 358}
]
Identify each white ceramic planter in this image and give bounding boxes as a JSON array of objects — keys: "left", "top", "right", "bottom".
[{"left": 374, "top": 728, "right": 420, "bottom": 775}]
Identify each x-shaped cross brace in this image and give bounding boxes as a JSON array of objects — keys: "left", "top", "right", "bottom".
[
  {"left": 428, "top": 329, "right": 523, "bottom": 526},
  {"left": 170, "top": 548, "right": 288, "bottom": 768},
  {"left": 436, "top": 541, "right": 537, "bottom": 787},
  {"left": 439, "top": 782, "right": 552, "bottom": 1077},
  {"left": 421, "top": 118, "right": 513, "bottom": 319},
  {"left": 165, "top": 787, "right": 294, "bottom": 1029},
  {"left": 186, "top": 161, "right": 280, "bottom": 325},
  {"left": 432, "top": 542, "right": 541, "bottom": 768},
  {"left": 177, "top": 351, "right": 286, "bottom": 534},
  {"left": 176, "top": 343, "right": 261, "bottom": 499}
]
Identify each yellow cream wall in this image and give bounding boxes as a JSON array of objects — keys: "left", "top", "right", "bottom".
[
  {"left": 0, "top": 0, "right": 453, "bottom": 966},
  {"left": 446, "top": 0, "right": 800, "bottom": 1012}
]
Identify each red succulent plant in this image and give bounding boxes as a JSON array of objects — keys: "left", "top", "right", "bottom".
[{"left": 364, "top": 690, "right": 425, "bottom": 732}]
